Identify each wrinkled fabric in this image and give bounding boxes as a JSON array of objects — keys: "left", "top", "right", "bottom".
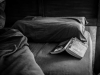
[
  {"left": 11, "top": 16, "right": 93, "bottom": 75},
  {"left": 29, "top": 31, "right": 93, "bottom": 75},
  {"left": 12, "top": 16, "right": 87, "bottom": 43},
  {"left": 0, "top": 0, "right": 5, "bottom": 29},
  {"left": 0, "top": 29, "right": 44, "bottom": 75}
]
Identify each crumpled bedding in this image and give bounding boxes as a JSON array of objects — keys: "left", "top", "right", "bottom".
[
  {"left": 0, "top": 28, "right": 44, "bottom": 75},
  {"left": 29, "top": 30, "right": 93, "bottom": 75},
  {"left": 11, "top": 16, "right": 93, "bottom": 75},
  {"left": 0, "top": 0, "right": 5, "bottom": 29}
]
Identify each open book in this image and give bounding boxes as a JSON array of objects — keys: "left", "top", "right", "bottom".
[{"left": 50, "top": 37, "right": 88, "bottom": 59}]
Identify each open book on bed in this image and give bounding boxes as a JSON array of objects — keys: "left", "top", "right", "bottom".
[{"left": 50, "top": 37, "right": 88, "bottom": 59}]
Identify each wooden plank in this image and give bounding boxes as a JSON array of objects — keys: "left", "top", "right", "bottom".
[
  {"left": 44, "top": 0, "right": 98, "bottom": 18},
  {"left": 37, "top": 0, "right": 45, "bottom": 16},
  {"left": 87, "top": 19, "right": 97, "bottom": 26},
  {"left": 97, "top": 0, "right": 100, "bottom": 26},
  {"left": 6, "top": 0, "right": 38, "bottom": 27},
  {"left": 93, "top": 0, "right": 100, "bottom": 74},
  {"left": 94, "top": 27, "right": 100, "bottom": 75}
]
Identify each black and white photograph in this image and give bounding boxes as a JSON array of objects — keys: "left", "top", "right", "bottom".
[{"left": 0, "top": 0, "right": 99, "bottom": 75}]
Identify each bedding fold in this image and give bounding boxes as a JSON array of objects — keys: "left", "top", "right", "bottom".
[{"left": 0, "top": 28, "right": 44, "bottom": 75}]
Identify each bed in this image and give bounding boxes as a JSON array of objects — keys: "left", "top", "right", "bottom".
[
  {"left": 0, "top": 0, "right": 98, "bottom": 75},
  {"left": 12, "top": 16, "right": 96, "bottom": 75}
]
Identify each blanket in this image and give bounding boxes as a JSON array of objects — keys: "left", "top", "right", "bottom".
[{"left": 0, "top": 28, "right": 44, "bottom": 75}]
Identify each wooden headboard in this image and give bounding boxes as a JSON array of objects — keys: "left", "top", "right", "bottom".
[{"left": 5, "top": 0, "right": 98, "bottom": 27}]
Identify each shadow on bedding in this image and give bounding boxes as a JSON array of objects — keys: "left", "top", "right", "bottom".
[{"left": 0, "top": 28, "right": 44, "bottom": 75}]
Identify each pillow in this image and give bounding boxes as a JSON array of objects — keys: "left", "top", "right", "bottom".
[
  {"left": 12, "top": 16, "right": 87, "bottom": 43},
  {"left": 0, "top": 0, "right": 5, "bottom": 29}
]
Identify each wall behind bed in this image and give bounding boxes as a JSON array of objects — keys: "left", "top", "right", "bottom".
[
  {"left": 41, "top": 0, "right": 98, "bottom": 18},
  {"left": 5, "top": 0, "right": 98, "bottom": 27},
  {"left": 5, "top": 0, "right": 39, "bottom": 27}
]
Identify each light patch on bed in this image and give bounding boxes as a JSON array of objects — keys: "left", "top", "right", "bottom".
[{"left": 85, "top": 26, "right": 97, "bottom": 73}]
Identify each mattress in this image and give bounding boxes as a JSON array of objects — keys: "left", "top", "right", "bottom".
[
  {"left": 29, "top": 29, "right": 93, "bottom": 75},
  {"left": 12, "top": 16, "right": 96, "bottom": 75}
]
